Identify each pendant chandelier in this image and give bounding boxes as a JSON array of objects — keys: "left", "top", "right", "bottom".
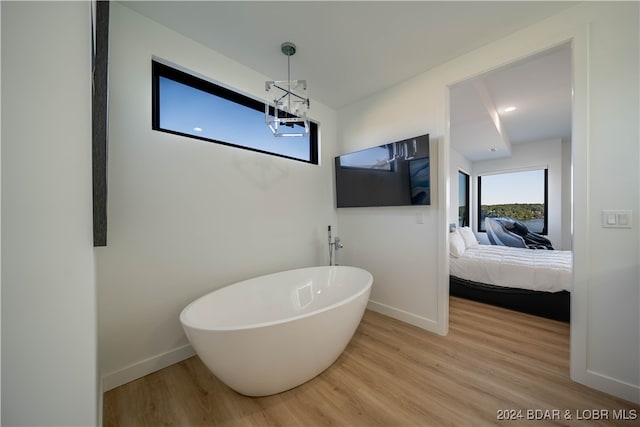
[{"left": 265, "top": 42, "right": 310, "bottom": 137}]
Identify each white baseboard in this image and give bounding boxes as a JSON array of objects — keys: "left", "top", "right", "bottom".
[
  {"left": 98, "top": 376, "right": 104, "bottom": 425},
  {"left": 367, "top": 300, "right": 441, "bottom": 334},
  {"left": 102, "top": 344, "right": 195, "bottom": 392},
  {"left": 585, "top": 369, "right": 640, "bottom": 404}
]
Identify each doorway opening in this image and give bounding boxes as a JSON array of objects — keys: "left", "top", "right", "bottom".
[{"left": 447, "top": 42, "right": 573, "bottom": 324}]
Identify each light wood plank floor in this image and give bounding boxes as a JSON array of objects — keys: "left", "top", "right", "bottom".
[{"left": 104, "top": 297, "right": 639, "bottom": 426}]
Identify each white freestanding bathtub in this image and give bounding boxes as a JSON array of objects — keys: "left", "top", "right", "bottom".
[{"left": 180, "top": 265, "right": 373, "bottom": 396}]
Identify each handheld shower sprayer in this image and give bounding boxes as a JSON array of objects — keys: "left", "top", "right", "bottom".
[{"left": 328, "top": 225, "right": 343, "bottom": 266}]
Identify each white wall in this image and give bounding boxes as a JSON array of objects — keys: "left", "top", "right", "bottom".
[
  {"left": 336, "top": 80, "right": 448, "bottom": 333},
  {"left": 473, "top": 139, "right": 565, "bottom": 250},
  {"left": 1, "top": 2, "right": 98, "bottom": 425},
  {"left": 579, "top": 1, "right": 639, "bottom": 400},
  {"left": 1, "top": 3, "right": 4, "bottom": 422},
  {"left": 98, "top": 3, "right": 339, "bottom": 390},
  {"left": 1, "top": 3, "right": 3, "bottom": 421},
  {"left": 337, "top": 1, "right": 639, "bottom": 403},
  {"left": 337, "top": 141, "right": 443, "bottom": 332}
]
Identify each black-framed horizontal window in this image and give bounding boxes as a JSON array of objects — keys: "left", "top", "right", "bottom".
[
  {"left": 152, "top": 61, "right": 318, "bottom": 164},
  {"left": 477, "top": 168, "right": 548, "bottom": 234}
]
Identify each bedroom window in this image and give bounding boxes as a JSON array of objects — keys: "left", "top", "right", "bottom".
[
  {"left": 152, "top": 61, "right": 318, "bottom": 164},
  {"left": 477, "top": 168, "right": 548, "bottom": 234},
  {"left": 458, "top": 170, "right": 470, "bottom": 227}
]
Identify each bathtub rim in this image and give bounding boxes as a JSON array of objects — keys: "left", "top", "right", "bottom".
[{"left": 180, "top": 265, "right": 373, "bottom": 333}]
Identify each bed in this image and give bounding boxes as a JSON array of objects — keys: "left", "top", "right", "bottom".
[{"left": 449, "top": 227, "right": 572, "bottom": 322}]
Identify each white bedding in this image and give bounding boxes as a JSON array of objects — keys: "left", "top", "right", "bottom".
[{"left": 450, "top": 244, "right": 572, "bottom": 293}]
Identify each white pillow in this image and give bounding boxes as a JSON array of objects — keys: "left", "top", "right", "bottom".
[
  {"left": 449, "top": 230, "right": 466, "bottom": 258},
  {"left": 458, "top": 226, "right": 479, "bottom": 249}
]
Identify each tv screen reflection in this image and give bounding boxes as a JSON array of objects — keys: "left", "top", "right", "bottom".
[{"left": 335, "top": 134, "right": 430, "bottom": 208}]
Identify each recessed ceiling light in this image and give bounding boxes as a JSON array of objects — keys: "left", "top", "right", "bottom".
[
  {"left": 503, "top": 106, "right": 517, "bottom": 113},
  {"left": 193, "top": 127, "right": 203, "bottom": 132}
]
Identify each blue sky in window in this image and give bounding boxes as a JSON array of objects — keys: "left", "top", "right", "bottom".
[
  {"left": 339, "top": 145, "right": 391, "bottom": 170},
  {"left": 481, "top": 169, "right": 544, "bottom": 205},
  {"left": 159, "top": 77, "right": 310, "bottom": 161}
]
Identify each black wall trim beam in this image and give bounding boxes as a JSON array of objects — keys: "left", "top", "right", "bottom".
[{"left": 92, "top": 0, "right": 109, "bottom": 246}]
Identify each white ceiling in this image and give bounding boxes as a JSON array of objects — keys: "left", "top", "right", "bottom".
[
  {"left": 122, "top": 0, "right": 576, "bottom": 160},
  {"left": 450, "top": 43, "right": 573, "bottom": 161}
]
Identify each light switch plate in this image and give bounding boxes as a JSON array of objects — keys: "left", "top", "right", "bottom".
[{"left": 602, "top": 210, "right": 633, "bottom": 228}]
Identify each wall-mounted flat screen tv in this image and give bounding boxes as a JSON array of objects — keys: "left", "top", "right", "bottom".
[{"left": 335, "top": 134, "right": 430, "bottom": 207}]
